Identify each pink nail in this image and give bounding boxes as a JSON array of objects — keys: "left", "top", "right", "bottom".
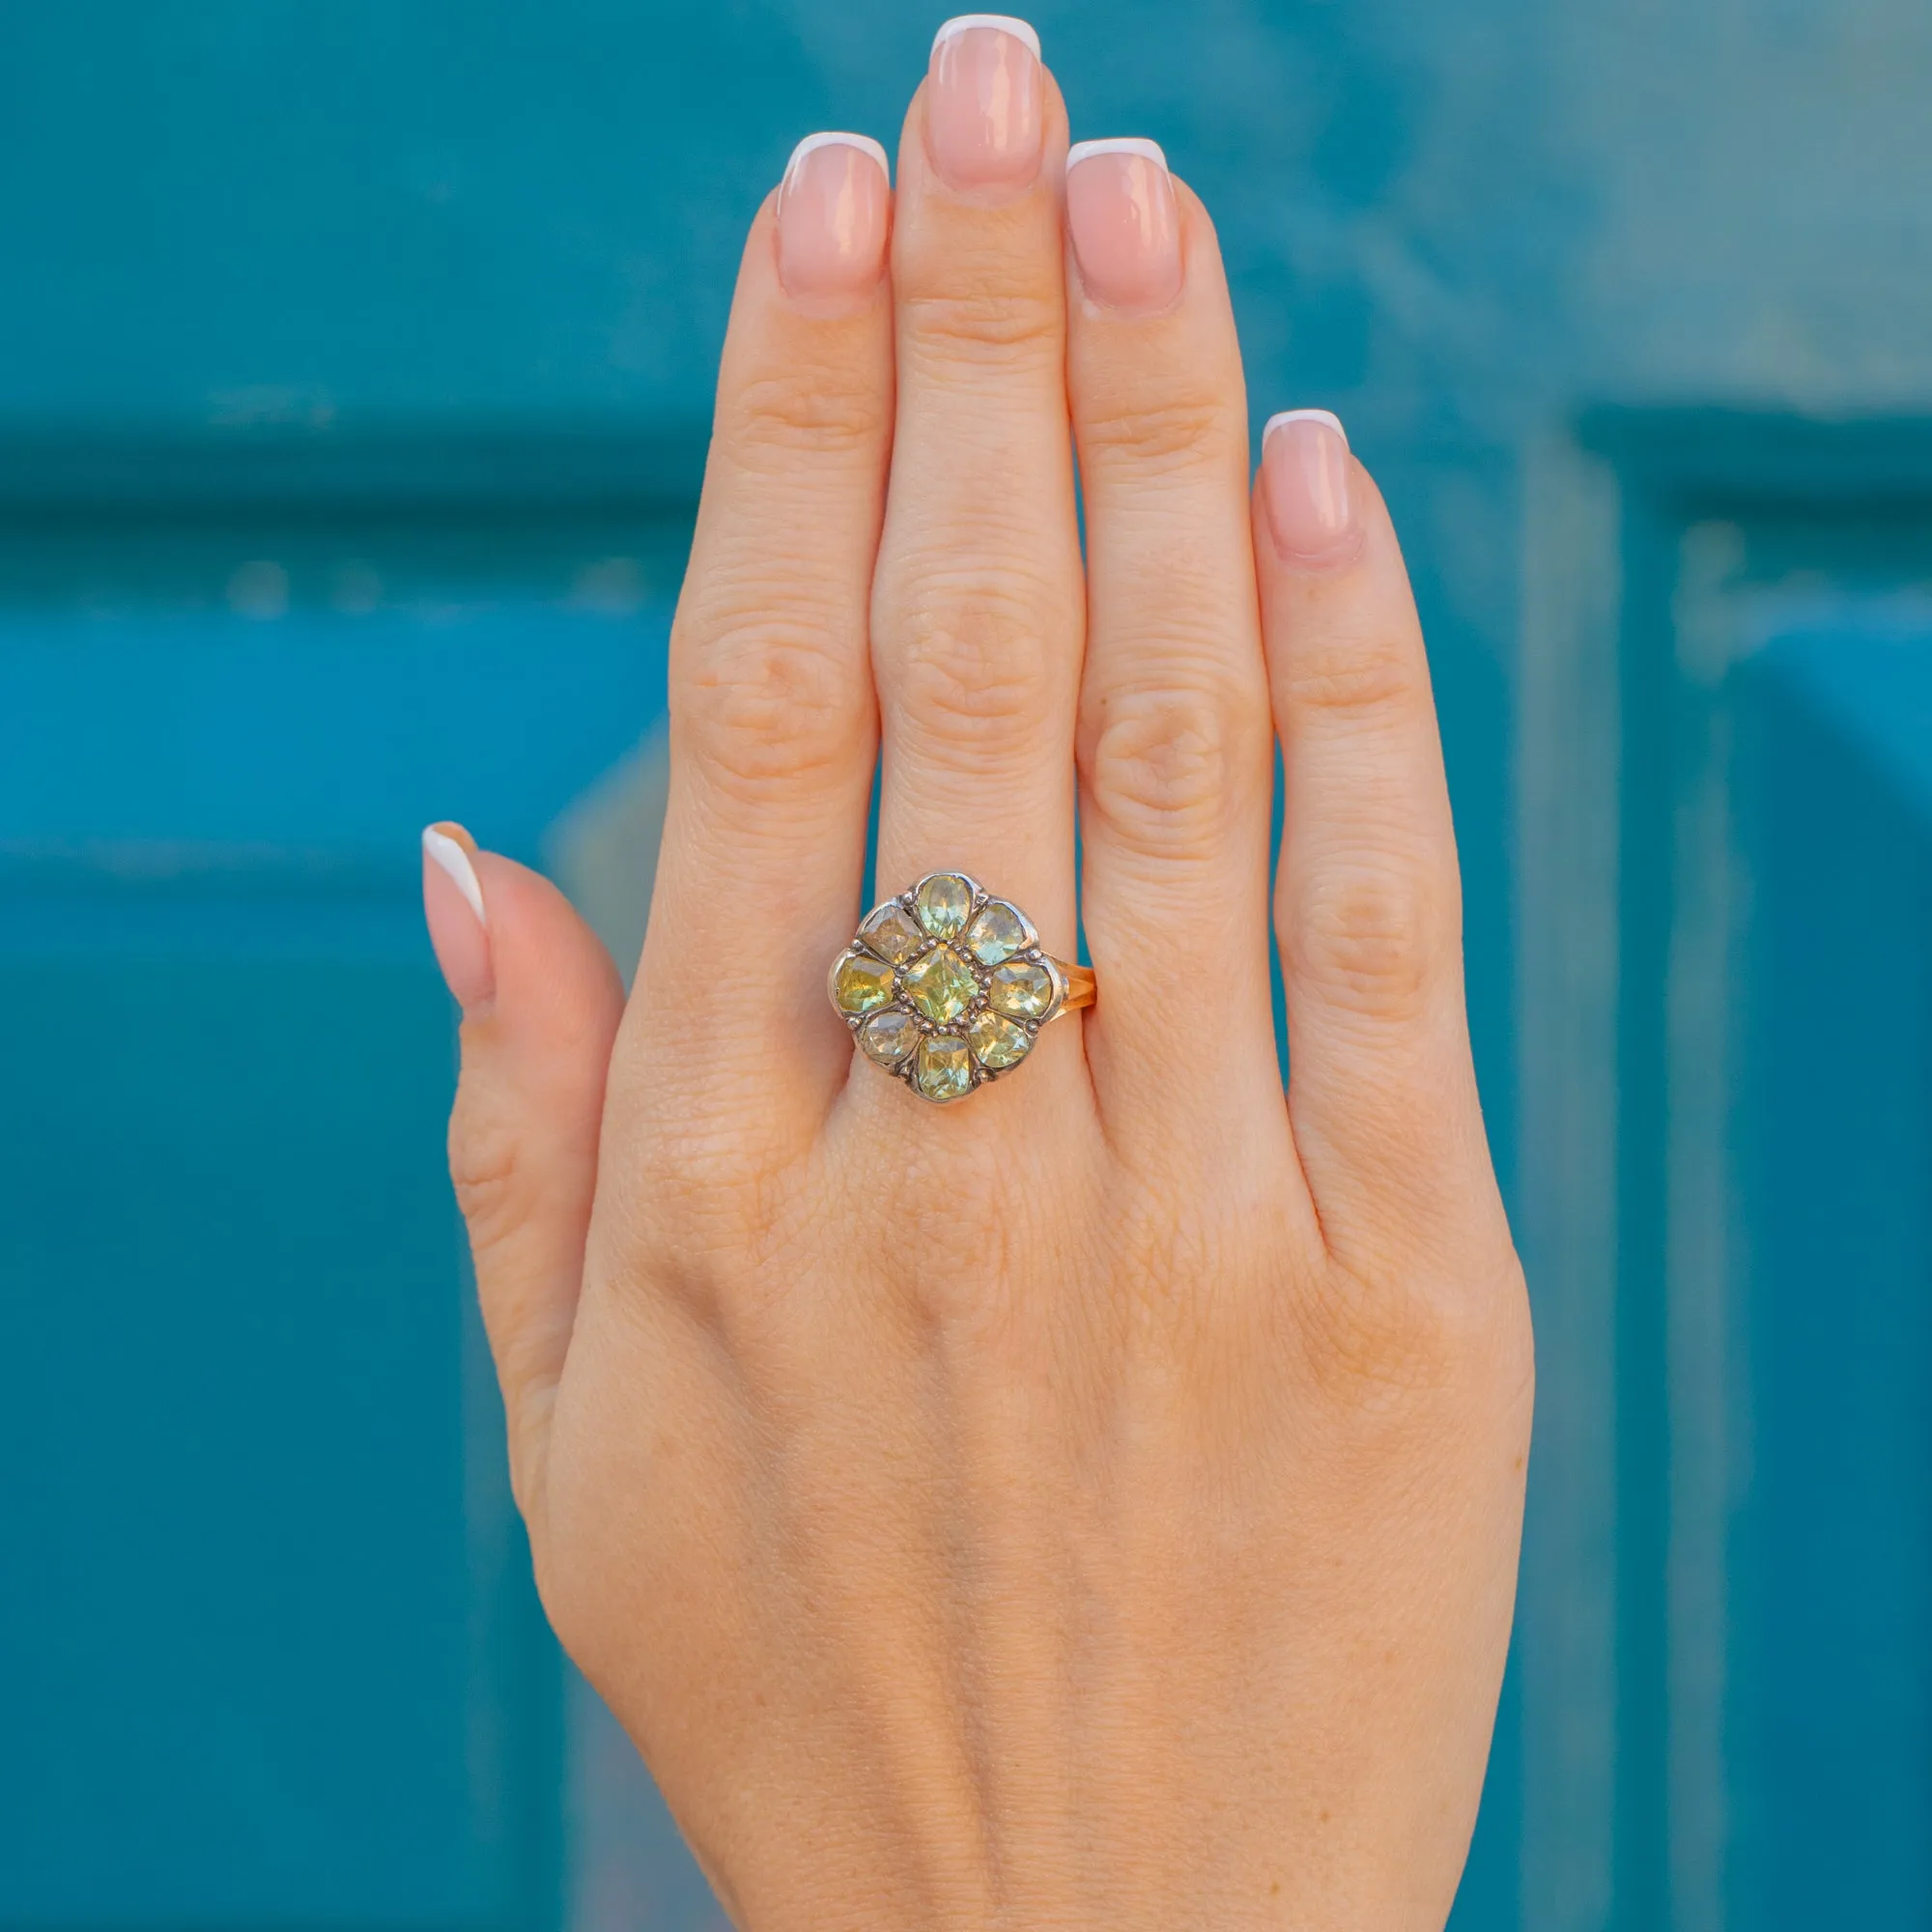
[
  {"left": 1065, "top": 138, "right": 1181, "bottom": 313},
  {"left": 1261, "top": 411, "right": 1356, "bottom": 562},
  {"left": 422, "top": 823, "right": 496, "bottom": 1012},
  {"left": 777, "top": 133, "right": 892, "bottom": 304},
  {"left": 926, "top": 15, "right": 1043, "bottom": 193}
]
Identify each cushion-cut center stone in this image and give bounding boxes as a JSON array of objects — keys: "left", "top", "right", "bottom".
[{"left": 904, "top": 944, "right": 977, "bottom": 1024}]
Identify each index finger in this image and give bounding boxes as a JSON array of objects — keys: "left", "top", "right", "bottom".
[{"left": 631, "top": 134, "right": 895, "bottom": 1133}]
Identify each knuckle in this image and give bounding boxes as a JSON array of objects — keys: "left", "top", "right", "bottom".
[
  {"left": 655, "top": 1126, "right": 781, "bottom": 1228},
  {"left": 1286, "top": 861, "right": 1439, "bottom": 1022},
  {"left": 1084, "top": 679, "right": 1256, "bottom": 842},
  {"left": 610, "top": 1136, "right": 804, "bottom": 1336},
  {"left": 1296, "top": 1261, "right": 1465, "bottom": 1404},
  {"left": 447, "top": 1092, "right": 530, "bottom": 1261},
  {"left": 890, "top": 587, "right": 1065, "bottom": 756},
  {"left": 901, "top": 289, "right": 1063, "bottom": 366},
  {"left": 1276, "top": 626, "right": 1419, "bottom": 718},
  {"left": 1294, "top": 1246, "right": 1532, "bottom": 1413},
  {"left": 1079, "top": 392, "right": 1241, "bottom": 476},
  {"left": 674, "top": 611, "right": 864, "bottom": 797},
  {"left": 720, "top": 361, "right": 888, "bottom": 462},
  {"left": 605, "top": 1072, "right": 797, "bottom": 1252}
]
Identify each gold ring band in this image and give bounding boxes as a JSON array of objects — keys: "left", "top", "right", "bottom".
[
  {"left": 1056, "top": 961, "right": 1097, "bottom": 1015},
  {"left": 828, "top": 871, "right": 1094, "bottom": 1104}
]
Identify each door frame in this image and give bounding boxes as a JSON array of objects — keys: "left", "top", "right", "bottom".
[{"left": 1515, "top": 408, "right": 1932, "bottom": 1932}]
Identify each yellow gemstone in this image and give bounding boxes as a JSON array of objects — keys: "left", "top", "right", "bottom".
[
  {"left": 903, "top": 943, "right": 977, "bottom": 1024},
  {"left": 915, "top": 1035, "right": 974, "bottom": 1102},
  {"left": 964, "top": 898, "right": 1029, "bottom": 964},
  {"left": 914, "top": 871, "right": 973, "bottom": 939},
  {"left": 859, "top": 900, "right": 928, "bottom": 965},
  {"left": 987, "top": 958, "right": 1054, "bottom": 1019},
  {"left": 859, "top": 1009, "right": 922, "bottom": 1065},
  {"left": 968, "top": 1009, "right": 1032, "bottom": 1069},
  {"left": 832, "top": 949, "right": 895, "bottom": 1015}
]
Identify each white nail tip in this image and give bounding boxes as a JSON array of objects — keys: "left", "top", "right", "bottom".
[
  {"left": 422, "top": 827, "right": 487, "bottom": 928},
  {"left": 1263, "top": 409, "right": 1349, "bottom": 449},
  {"left": 782, "top": 131, "right": 892, "bottom": 190},
  {"left": 1066, "top": 137, "right": 1169, "bottom": 173},
  {"left": 932, "top": 14, "right": 1041, "bottom": 58}
]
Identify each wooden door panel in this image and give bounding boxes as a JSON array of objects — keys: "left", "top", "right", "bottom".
[{"left": 1737, "top": 626, "right": 1932, "bottom": 1927}]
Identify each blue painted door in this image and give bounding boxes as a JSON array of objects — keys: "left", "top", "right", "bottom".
[
  {"left": 1734, "top": 623, "right": 1932, "bottom": 1927},
  {"left": 21, "top": 2, "right": 1929, "bottom": 1924},
  {"left": 1533, "top": 417, "right": 1932, "bottom": 1932},
  {"left": 0, "top": 526, "right": 674, "bottom": 1919}
]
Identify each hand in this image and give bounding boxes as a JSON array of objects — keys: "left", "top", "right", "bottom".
[{"left": 421, "top": 18, "right": 1531, "bottom": 1929}]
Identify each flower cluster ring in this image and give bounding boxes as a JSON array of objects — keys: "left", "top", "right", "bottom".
[{"left": 828, "top": 871, "right": 1095, "bottom": 1104}]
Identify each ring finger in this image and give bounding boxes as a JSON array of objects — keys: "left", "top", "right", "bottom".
[{"left": 1063, "top": 145, "right": 1282, "bottom": 1150}]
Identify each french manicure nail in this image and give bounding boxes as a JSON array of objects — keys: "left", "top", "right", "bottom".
[
  {"left": 422, "top": 823, "right": 496, "bottom": 1012},
  {"left": 927, "top": 15, "right": 1044, "bottom": 194},
  {"left": 1065, "top": 137, "right": 1181, "bottom": 313},
  {"left": 777, "top": 132, "right": 892, "bottom": 304},
  {"left": 1262, "top": 411, "right": 1356, "bottom": 563}
]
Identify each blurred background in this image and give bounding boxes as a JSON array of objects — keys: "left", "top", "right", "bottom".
[{"left": 3, "top": 2, "right": 1930, "bottom": 1927}]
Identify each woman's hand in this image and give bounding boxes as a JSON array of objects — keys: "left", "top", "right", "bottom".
[{"left": 421, "top": 18, "right": 1531, "bottom": 1929}]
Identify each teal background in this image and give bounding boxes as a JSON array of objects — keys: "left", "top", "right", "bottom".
[{"left": 3, "top": 4, "right": 1930, "bottom": 1928}]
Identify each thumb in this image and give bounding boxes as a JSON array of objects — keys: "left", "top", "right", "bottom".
[{"left": 421, "top": 821, "right": 625, "bottom": 1551}]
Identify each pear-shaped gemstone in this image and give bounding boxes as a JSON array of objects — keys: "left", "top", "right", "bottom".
[
  {"left": 964, "top": 899, "right": 1029, "bottom": 965},
  {"left": 968, "top": 1009, "right": 1032, "bottom": 1069},
  {"left": 903, "top": 944, "right": 977, "bottom": 1025},
  {"left": 832, "top": 949, "right": 895, "bottom": 1015},
  {"left": 986, "top": 958, "right": 1054, "bottom": 1019},
  {"left": 915, "top": 1035, "right": 974, "bottom": 1102},
  {"left": 859, "top": 1009, "right": 922, "bottom": 1065},
  {"left": 914, "top": 872, "right": 974, "bottom": 939},
  {"left": 860, "top": 900, "right": 928, "bottom": 965}
]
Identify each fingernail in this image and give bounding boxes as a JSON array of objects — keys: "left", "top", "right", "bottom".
[
  {"left": 1262, "top": 411, "right": 1356, "bottom": 563},
  {"left": 422, "top": 823, "right": 496, "bottom": 1012},
  {"left": 1065, "top": 138, "right": 1181, "bottom": 313},
  {"left": 927, "top": 15, "right": 1043, "bottom": 194},
  {"left": 777, "top": 132, "right": 892, "bottom": 304}
]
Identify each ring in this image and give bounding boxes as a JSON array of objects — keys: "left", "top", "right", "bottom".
[{"left": 828, "top": 871, "right": 1096, "bottom": 1104}]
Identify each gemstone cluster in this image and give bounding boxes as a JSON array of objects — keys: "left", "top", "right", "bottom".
[{"left": 828, "top": 871, "right": 1065, "bottom": 1103}]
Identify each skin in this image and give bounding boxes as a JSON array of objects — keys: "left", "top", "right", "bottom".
[{"left": 430, "top": 33, "right": 1532, "bottom": 1932}]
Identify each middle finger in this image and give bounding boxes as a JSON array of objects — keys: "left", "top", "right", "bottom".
[{"left": 869, "top": 16, "right": 1083, "bottom": 959}]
